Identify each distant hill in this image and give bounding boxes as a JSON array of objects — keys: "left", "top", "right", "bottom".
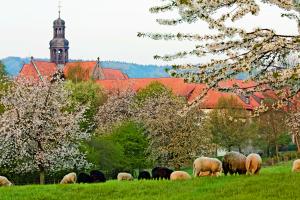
[
  {"left": 1, "top": 57, "right": 249, "bottom": 80},
  {"left": 1, "top": 57, "right": 171, "bottom": 78}
]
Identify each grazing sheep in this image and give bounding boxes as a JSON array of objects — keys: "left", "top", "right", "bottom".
[
  {"left": 152, "top": 167, "right": 173, "bottom": 180},
  {"left": 198, "top": 171, "right": 221, "bottom": 177},
  {"left": 60, "top": 172, "right": 77, "bottom": 184},
  {"left": 170, "top": 171, "right": 191, "bottom": 181},
  {"left": 90, "top": 170, "right": 106, "bottom": 183},
  {"left": 77, "top": 172, "right": 92, "bottom": 183},
  {"left": 223, "top": 151, "right": 247, "bottom": 175},
  {"left": 246, "top": 153, "right": 262, "bottom": 175},
  {"left": 0, "top": 176, "right": 12, "bottom": 187},
  {"left": 138, "top": 171, "right": 151, "bottom": 180},
  {"left": 117, "top": 172, "right": 134, "bottom": 181},
  {"left": 193, "top": 157, "right": 222, "bottom": 177},
  {"left": 292, "top": 159, "right": 300, "bottom": 172}
]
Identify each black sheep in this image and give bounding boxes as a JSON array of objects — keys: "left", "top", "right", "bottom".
[
  {"left": 77, "top": 172, "right": 92, "bottom": 183},
  {"left": 90, "top": 170, "right": 106, "bottom": 183},
  {"left": 152, "top": 167, "right": 173, "bottom": 180},
  {"left": 138, "top": 171, "right": 151, "bottom": 180}
]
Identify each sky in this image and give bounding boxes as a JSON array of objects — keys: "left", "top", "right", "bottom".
[{"left": 0, "top": 0, "right": 298, "bottom": 65}]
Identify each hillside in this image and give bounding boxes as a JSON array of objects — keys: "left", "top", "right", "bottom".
[
  {"left": 1, "top": 57, "right": 171, "bottom": 78},
  {"left": 0, "top": 163, "right": 297, "bottom": 200}
]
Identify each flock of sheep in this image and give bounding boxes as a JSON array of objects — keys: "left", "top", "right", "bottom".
[{"left": 1, "top": 151, "right": 300, "bottom": 187}]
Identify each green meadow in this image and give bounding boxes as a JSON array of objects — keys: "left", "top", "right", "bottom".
[{"left": 0, "top": 162, "right": 298, "bottom": 200}]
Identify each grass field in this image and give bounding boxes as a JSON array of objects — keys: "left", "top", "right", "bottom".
[{"left": 0, "top": 162, "right": 299, "bottom": 200}]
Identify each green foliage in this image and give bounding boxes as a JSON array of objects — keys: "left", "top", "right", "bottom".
[
  {"left": 108, "top": 121, "right": 149, "bottom": 170},
  {"left": 83, "top": 135, "right": 126, "bottom": 171},
  {"left": 206, "top": 96, "right": 254, "bottom": 152},
  {"left": 135, "top": 81, "right": 173, "bottom": 103},
  {"left": 0, "top": 61, "right": 9, "bottom": 114},
  {"left": 254, "top": 104, "right": 288, "bottom": 157},
  {"left": 66, "top": 80, "right": 106, "bottom": 132},
  {"left": 65, "top": 65, "right": 86, "bottom": 83},
  {"left": 85, "top": 121, "right": 149, "bottom": 172}
]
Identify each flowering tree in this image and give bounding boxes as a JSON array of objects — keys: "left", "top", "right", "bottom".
[
  {"left": 139, "top": 0, "right": 300, "bottom": 109},
  {"left": 96, "top": 82, "right": 214, "bottom": 169},
  {"left": 135, "top": 85, "right": 214, "bottom": 169},
  {"left": 0, "top": 79, "right": 91, "bottom": 184},
  {"left": 287, "top": 111, "right": 300, "bottom": 152}
]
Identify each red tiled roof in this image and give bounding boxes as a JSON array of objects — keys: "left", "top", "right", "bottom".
[
  {"left": 19, "top": 60, "right": 128, "bottom": 81},
  {"left": 97, "top": 78, "right": 274, "bottom": 110},
  {"left": 97, "top": 78, "right": 195, "bottom": 97},
  {"left": 19, "top": 61, "right": 57, "bottom": 81},
  {"left": 64, "top": 62, "right": 128, "bottom": 80},
  {"left": 103, "top": 68, "right": 128, "bottom": 80},
  {"left": 64, "top": 61, "right": 97, "bottom": 80},
  {"left": 218, "top": 79, "right": 257, "bottom": 89}
]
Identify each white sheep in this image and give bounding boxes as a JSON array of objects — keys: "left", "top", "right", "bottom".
[
  {"left": 0, "top": 176, "right": 13, "bottom": 187},
  {"left": 193, "top": 157, "right": 222, "bottom": 177},
  {"left": 170, "top": 171, "right": 191, "bottom": 181},
  {"left": 292, "top": 159, "right": 300, "bottom": 172},
  {"left": 117, "top": 172, "right": 133, "bottom": 181},
  {"left": 60, "top": 172, "right": 77, "bottom": 184}
]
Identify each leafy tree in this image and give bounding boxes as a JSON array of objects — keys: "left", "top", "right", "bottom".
[
  {"left": 255, "top": 99, "right": 288, "bottom": 159},
  {"left": 108, "top": 121, "right": 149, "bottom": 170},
  {"left": 96, "top": 82, "right": 214, "bottom": 169},
  {"left": 287, "top": 109, "right": 300, "bottom": 152},
  {"left": 0, "top": 61, "right": 7, "bottom": 78},
  {"left": 65, "top": 64, "right": 86, "bottom": 83},
  {"left": 135, "top": 81, "right": 173, "bottom": 103},
  {"left": 85, "top": 121, "right": 149, "bottom": 171},
  {"left": 139, "top": 0, "right": 300, "bottom": 108},
  {"left": 0, "top": 61, "right": 10, "bottom": 114},
  {"left": 206, "top": 96, "right": 255, "bottom": 153},
  {"left": 0, "top": 79, "right": 91, "bottom": 184},
  {"left": 66, "top": 80, "right": 106, "bottom": 132},
  {"left": 84, "top": 135, "right": 126, "bottom": 171}
]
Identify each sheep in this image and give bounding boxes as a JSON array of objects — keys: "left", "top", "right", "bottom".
[
  {"left": 60, "top": 172, "right": 77, "bottom": 184},
  {"left": 90, "top": 170, "right": 106, "bottom": 183},
  {"left": 117, "top": 172, "right": 134, "bottom": 181},
  {"left": 77, "top": 172, "right": 92, "bottom": 183},
  {"left": 170, "top": 171, "right": 191, "bottom": 181},
  {"left": 246, "top": 153, "right": 262, "bottom": 175},
  {"left": 138, "top": 171, "right": 151, "bottom": 180},
  {"left": 193, "top": 157, "right": 222, "bottom": 177},
  {"left": 152, "top": 167, "right": 173, "bottom": 180},
  {"left": 0, "top": 176, "right": 12, "bottom": 187},
  {"left": 292, "top": 159, "right": 300, "bottom": 172},
  {"left": 223, "top": 151, "right": 247, "bottom": 175}
]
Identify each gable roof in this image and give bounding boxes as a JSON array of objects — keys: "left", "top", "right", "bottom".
[
  {"left": 97, "top": 78, "right": 276, "bottom": 110},
  {"left": 96, "top": 78, "right": 195, "bottom": 97},
  {"left": 64, "top": 61, "right": 128, "bottom": 80},
  {"left": 19, "top": 60, "right": 129, "bottom": 81},
  {"left": 19, "top": 60, "right": 57, "bottom": 81},
  {"left": 103, "top": 68, "right": 129, "bottom": 80}
]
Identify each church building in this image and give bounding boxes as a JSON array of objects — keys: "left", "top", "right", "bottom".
[
  {"left": 19, "top": 12, "right": 128, "bottom": 82},
  {"left": 18, "top": 10, "right": 274, "bottom": 111}
]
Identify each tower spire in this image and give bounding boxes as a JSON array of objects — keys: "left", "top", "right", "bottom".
[{"left": 58, "top": 1, "right": 62, "bottom": 18}]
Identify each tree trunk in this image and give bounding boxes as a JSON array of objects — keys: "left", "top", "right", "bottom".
[
  {"left": 39, "top": 165, "right": 45, "bottom": 185},
  {"left": 275, "top": 144, "right": 279, "bottom": 162},
  {"left": 295, "top": 135, "right": 300, "bottom": 153},
  {"left": 238, "top": 146, "right": 242, "bottom": 153}
]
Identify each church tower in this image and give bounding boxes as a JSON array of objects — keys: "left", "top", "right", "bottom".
[{"left": 49, "top": 8, "right": 69, "bottom": 66}]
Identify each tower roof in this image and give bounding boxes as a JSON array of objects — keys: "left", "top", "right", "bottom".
[
  {"left": 50, "top": 38, "right": 69, "bottom": 47},
  {"left": 53, "top": 18, "right": 65, "bottom": 27}
]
